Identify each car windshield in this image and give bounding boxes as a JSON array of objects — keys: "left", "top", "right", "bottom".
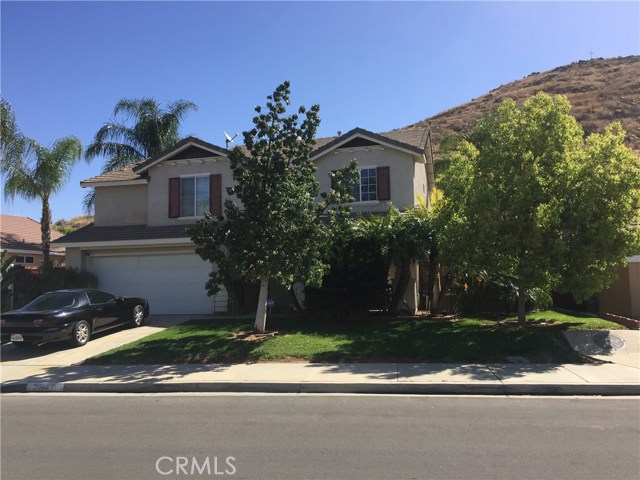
[{"left": 21, "top": 292, "right": 85, "bottom": 311}]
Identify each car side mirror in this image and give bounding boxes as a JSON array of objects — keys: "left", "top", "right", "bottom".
[{"left": 115, "top": 296, "right": 124, "bottom": 303}]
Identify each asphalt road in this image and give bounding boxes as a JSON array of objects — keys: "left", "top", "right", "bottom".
[{"left": 2, "top": 394, "right": 639, "bottom": 480}]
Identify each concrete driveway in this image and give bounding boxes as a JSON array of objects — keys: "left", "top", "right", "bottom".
[{"left": 0, "top": 315, "right": 200, "bottom": 384}]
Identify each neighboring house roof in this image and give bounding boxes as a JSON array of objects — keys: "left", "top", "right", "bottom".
[
  {"left": 80, "top": 127, "right": 431, "bottom": 186},
  {"left": 52, "top": 223, "right": 194, "bottom": 247},
  {"left": 0, "top": 214, "right": 64, "bottom": 254}
]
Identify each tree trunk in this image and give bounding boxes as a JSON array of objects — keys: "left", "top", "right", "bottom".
[
  {"left": 289, "top": 285, "right": 303, "bottom": 312},
  {"left": 254, "top": 274, "right": 270, "bottom": 333},
  {"left": 41, "top": 197, "right": 52, "bottom": 271},
  {"left": 389, "top": 257, "right": 411, "bottom": 313},
  {"left": 426, "top": 247, "right": 439, "bottom": 314},
  {"left": 517, "top": 283, "right": 526, "bottom": 325}
]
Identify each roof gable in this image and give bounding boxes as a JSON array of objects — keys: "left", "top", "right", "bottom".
[
  {"left": 133, "top": 136, "right": 229, "bottom": 174},
  {"left": 338, "top": 137, "right": 381, "bottom": 149},
  {"left": 310, "top": 127, "right": 426, "bottom": 161},
  {"left": 167, "top": 145, "right": 223, "bottom": 162}
]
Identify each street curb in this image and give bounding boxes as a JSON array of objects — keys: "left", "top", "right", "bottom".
[{"left": 2, "top": 381, "right": 639, "bottom": 396}]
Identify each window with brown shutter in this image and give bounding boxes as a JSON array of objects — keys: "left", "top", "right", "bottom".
[
  {"left": 168, "top": 177, "right": 180, "bottom": 218},
  {"left": 210, "top": 174, "right": 222, "bottom": 216},
  {"left": 376, "top": 166, "right": 390, "bottom": 201}
]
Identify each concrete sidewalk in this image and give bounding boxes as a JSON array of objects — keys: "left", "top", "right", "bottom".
[{"left": 2, "top": 362, "right": 639, "bottom": 395}]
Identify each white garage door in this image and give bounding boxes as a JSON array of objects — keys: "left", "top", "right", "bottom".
[{"left": 88, "top": 252, "right": 227, "bottom": 315}]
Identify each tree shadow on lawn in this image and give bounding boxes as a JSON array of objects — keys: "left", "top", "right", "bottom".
[
  {"left": 81, "top": 317, "right": 592, "bottom": 369},
  {"left": 86, "top": 319, "right": 258, "bottom": 364},
  {"left": 305, "top": 318, "right": 590, "bottom": 364}
]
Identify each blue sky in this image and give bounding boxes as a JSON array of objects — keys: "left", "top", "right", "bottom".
[{"left": 1, "top": 1, "right": 639, "bottom": 221}]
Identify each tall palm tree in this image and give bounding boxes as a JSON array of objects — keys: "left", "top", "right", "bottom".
[
  {"left": 83, "top": 98, "right": 198, "bottom": 212},
  {"left": 0, "top": 98, "right": 26, "bottom": 166},
  {"left": 2, "top": 136, "right": 83, "bottom": 269}
]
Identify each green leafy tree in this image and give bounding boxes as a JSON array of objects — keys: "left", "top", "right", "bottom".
[
  {"left": 388, "top": 206, "right": 434, "bottom": 313},
  {"left": 434, "top": 93, "right": 640, "bottom": 324},
  {"left": 2, "top": 137, "right": 84, "bottom": 269},
  {"left": 190, "top": 81, "right": 356, "bottom": 331},
  {"left": 361, "top": 206, "right": 434, "bottom": 312},
  {"left": 84, "top": 98, "right": 197, "bottom": 212}
]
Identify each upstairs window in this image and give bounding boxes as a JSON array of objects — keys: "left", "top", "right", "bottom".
[
  {"left": 180, "top": 176, "right": 210, "bottom": 217},
  {"left": 340, "top": 166, "right": 389, "bottom": 203},
  {"left": 352, "top": 167, "right": 378, "bottom": 202},
  {"left": 169, "top": 174, "right": 222, "bottom": 219}
]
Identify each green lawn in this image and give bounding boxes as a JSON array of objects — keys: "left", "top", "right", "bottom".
[{"left": 86, "top": 310, "right": 624, "bottom": 365}]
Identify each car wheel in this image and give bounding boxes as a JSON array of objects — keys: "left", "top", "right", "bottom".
[
  {"left": 69, "top": 320, "right": 91, "bottom": 347},
  {"left": 131, "top": 305, "right": 145, "bottom": 327},
  {"left": 12, "top": 341, "right": 34, "bottom": 348}
]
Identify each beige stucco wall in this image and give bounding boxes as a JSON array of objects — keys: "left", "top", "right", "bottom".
[
  {"left": 146, "top": 159, "right": 235, "bottom": 226},
  {"left": 598, "top": 257, "right": 640, "bottom": 319},
  {"left": 314, "top": 146, "right": 420, "bottom": 214},
  {"left": 413, "top": 161, "right": 428, "bottom": 206},
  {"left": 64, "top": 248, "right": 83, "bottom": 270},
  {"left": 94, "top": 185, "right": 148, "bottom": 226}
]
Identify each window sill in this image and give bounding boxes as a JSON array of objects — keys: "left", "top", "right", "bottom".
[{"left": 348, "top": 200, "right": 381, "bottom": 206}]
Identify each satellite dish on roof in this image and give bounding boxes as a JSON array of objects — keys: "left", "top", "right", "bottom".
[{"left": 224, "top": 131, "right": 238, "bottom": 149}]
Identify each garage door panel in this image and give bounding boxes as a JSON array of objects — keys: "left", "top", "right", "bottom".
[{"left": 89, "top": 253, "right": 224, "bottom": 315}]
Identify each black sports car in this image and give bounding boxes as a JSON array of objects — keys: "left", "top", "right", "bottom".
[{"left": 0, "top": 289, "right": 150, "bottom": 347}]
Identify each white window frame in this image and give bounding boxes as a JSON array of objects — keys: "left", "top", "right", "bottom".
[
  {"left": 179, "top": 174, "right": 210, "bottom": 219},
  {"left": 351, "top": 166, "right": 379, "bottom": 204}
]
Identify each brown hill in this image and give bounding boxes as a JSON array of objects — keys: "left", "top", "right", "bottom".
[
  {"left": 53, "top": 215, "right": 93, "bottom": 234},
  {"left": 402, "top": 56, "right": 640, "bottom": 154}
]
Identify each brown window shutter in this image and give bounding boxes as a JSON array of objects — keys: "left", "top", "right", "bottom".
[
  {"left": 377, "top": 166, "right": 390, "bottom": 201},
  {"left": 169, "top": 177, "right": 180, "bottom": 218},
  {"left": 210, "top": 174, "right": 223, "bottom": 216}
]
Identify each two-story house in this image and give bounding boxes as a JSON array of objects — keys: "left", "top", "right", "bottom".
[{"left": 54, "top": 127, "right": 435, "bottom": 315}]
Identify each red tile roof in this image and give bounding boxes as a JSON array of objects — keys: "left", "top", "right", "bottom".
[{"left": 0, "top": 214, "right": 64, "bottom": 253}]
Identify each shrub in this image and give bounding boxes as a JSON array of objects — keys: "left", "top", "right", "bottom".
[
  {"left": 453, "top": 274, "right": 552, "bottom": 315},
  {"left": 40, "top": 267, "right": 98, "bottom": 292},
  {"left": 305, "top": 233, "right": 390, "bottom": 317}
]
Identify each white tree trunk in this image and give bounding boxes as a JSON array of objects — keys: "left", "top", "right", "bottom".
[{"left": 254, "top": 274, "right": 270, "bottom": 333}]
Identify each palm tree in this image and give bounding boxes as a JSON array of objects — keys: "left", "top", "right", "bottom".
[
  {"left": 2, "top": 137, "right": 83, "bottom": 269},
  {"left": 83, "top": 98, "right": 198, "bottom": 212},
  {"left": 0, "top": 98, "right": 26, "bottom": 166}
]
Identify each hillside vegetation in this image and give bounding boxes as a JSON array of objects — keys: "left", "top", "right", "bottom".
[
  {"left": 53, "top": 215, "right": 93, "bottom": 234},
  {"left": 403, "top": 56, "right": 640, "bottom": 153}
]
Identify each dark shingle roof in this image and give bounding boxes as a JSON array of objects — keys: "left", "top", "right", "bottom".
[
  {"left": 310, "top": 127, "right": 428, "bottom": 159},
  {"left": 80, "top": 164, "right": 146, "bottom": 185},
  {"left": 81, "top": 128, "right": 430, "bottom": 186},
  {"left": 52, "top": 223, "right": 194, "bottom": 244}
]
